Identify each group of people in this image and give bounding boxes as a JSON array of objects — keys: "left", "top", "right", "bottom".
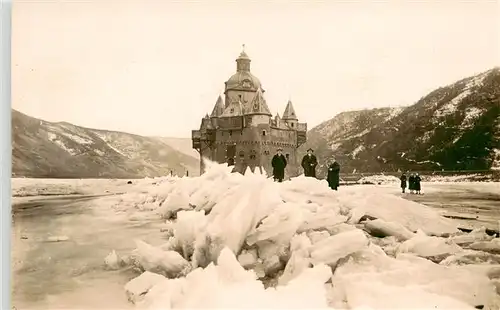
[
  {"left": 400, "top": 172, "right": 422, "bottom": 194},
  {"left": 271, "top": 148, "right": 341, "bottom": 191},
  {"left": 270, "top": 148, "right": 424, "bottom": 195}
]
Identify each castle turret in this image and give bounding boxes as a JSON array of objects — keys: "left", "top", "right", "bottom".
[
  {"left": 210, "top": 95, "right": 225, "bottom": 118},
  {"left": 236, "top": 46, "right": 251, "bottom": 72},
  {"left": 282, "top": 99, "right": 298, "bottom": 120},
  {"left": 275, "top": 112, "right": 281, "bottom": 122},
  {"left": 282, "top": 99, "right": 298, "bottom": 129},
  {"left": 224, "top": 45, "right": 263, "bottom": 108}
]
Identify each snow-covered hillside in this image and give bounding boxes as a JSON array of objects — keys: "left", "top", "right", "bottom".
[
  {"left": 311, "top": 107, "right": 405, "bottom": 143},
  {"left": 91, "top": 161, "right": 500, "bottom": 309},
  {"left": 11, "top": 110, "right": 199, "bottom": 178},
  {"left": 302, "top": 67, "right": 500, "bottom": 176},
  {"left": 153, "top": 137, "right": 200, "bottom": 160}
]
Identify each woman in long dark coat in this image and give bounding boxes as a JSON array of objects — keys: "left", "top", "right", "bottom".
[
  {"left": 400, "top": 172, "right": 407, "bottom": 193},
  {"left": 301, "top": 148, "right": 318, "bottom": 178},
  {"left": 327, "top": 159, "right": 341, "bottom": 190},
  {"left": 408, "top": 173, "right": 415, "bottom": 194},
  {"left": 414, "top": 173, "right": 422, "bottom": 194}
]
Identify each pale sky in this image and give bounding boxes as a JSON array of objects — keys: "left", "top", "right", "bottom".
[{"left": 12, "top": 0, "right": 500, "bottom": 138}]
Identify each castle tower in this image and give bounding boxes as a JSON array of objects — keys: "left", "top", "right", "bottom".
[
  {"left": 282, "top": 99, "right": 299, "bottom": 129},
  {"left": 236, "top": 47, "right": 251, "bottom": 72},
  {"left": 224, "top": 46, "right": 263, "bottom": 109},
  {"left": 192, "top": 47, "right": 307, "bottom": 176}
]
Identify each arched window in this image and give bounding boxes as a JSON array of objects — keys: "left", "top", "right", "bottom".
[
  {"left": 262, "top": 130, "right": 267, "bottom": 136},
  {"left": 239, "top": 151, "right": 245, "bottom": 158}
]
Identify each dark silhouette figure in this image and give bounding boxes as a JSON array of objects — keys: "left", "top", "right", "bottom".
[
  {"left": 408, "top": 173, "right": 415, "bottom": 194},
  {"left": 414, "top": 173, "right": 422, "bottom": 194},
  {"left": 400, "top": 173, "right": 407, "bottom": 193},
  {"left": 301, "top": 148, "right": 318, "bottom": 178},
  {"left": 271, "top": 148, "right": 287, "bottom": 182},
  {"left": 327, "top": 160, "right": 341, "bottom": 190}
]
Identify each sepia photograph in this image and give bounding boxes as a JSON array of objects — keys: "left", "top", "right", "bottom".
[{"left": 6, "top": 0, "right": 500, "bottom": 309}]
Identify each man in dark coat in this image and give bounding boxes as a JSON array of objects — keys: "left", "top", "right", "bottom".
[
  {"left": 400, "top": 172, "right": 407, "bottom": 193},
  {"left": 327, "top": 159, "right": 341, "bottom": 190},
  {"left": 301, "top": 148, "right": 318, "bottom": 178},
  {"left": 271, "top": 148, "right": 287, "bottom": 182}
]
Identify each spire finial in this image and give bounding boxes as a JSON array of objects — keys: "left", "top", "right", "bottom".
[{"left": 242, "top": 44, "right": 246, "bottom": 53}]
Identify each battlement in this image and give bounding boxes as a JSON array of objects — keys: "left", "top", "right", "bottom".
[{"left": 216, "top": 116, "right": 245, "bottom": 129}]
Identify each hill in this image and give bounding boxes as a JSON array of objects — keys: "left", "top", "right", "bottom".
[
  {"left": 11, "top": 110, "right": 199, "bottom": 178},
  {"left": 300, "top": 67, "right": 500, "bottom": 177},
  {"left": 153, "top": 137, "right": 200, "bottom": 160}
]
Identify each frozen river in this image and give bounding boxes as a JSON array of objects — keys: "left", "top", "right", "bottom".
[
  {"left": 11, "top": 194, "right": 165, "bottom": 310},
  {"left": 10, "top": 181, "right": 500, "bottom": 309}
]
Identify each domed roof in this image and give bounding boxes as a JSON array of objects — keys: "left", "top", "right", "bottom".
[
  {"left": 224, "top": 47, "right": 263, "bottom": 92},
  {"left": 225, "top": 71, "right": 262, "bottom": 92}
]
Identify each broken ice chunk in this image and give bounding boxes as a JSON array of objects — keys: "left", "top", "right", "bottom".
[
  {"left": 364, "top": 219, "right": 415, "bottom": 242},
  {"left": 131, "top": 239, "right": 191, "bottom": 278},
  {"left": 124, "top": 271, "right": 167, "bottom": 304},
  {"left": 237, "top": 248, "right": 259, "bottom": 269},
  {"left": 397, "top": 233, "right": 463, "bottom": 263},
  {"left": 310, "top": 229, "right": 369, "bottom": 267},
  {"left": 469, "top": 239, "right": 500, "bottom": 255},
  {"left": 450, "top": 227, "right": 494, "bottom": 246},
  {"left": 104, "top": 250, "right": 122, "bottom": 270}
]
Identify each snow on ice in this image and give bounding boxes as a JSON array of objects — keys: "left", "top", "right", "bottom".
[
  {"left": 94, "top": 160, "right": 500, "bottom": 309},
  {"left": 357, "top": 174, "right": 400, "bottom": 185}
]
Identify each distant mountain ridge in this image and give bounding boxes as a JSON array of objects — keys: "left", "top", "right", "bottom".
[
  {"left": 300, "top": 67, "right": 500, "bottom": 177},
  {"left": 12, "top": 109, "right": 199, "bottom": 178},
  {"left": 12, "top": 68, "right": 500, "bottom": 179}
]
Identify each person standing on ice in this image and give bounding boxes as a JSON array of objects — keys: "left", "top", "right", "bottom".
[
  {"left": 301, "top": 148, "right": 318, "bottom": 178},
  {"left": 414, "top": 173, "right": 422, "bottom": 194},
  {"left": 408, "top": 173, "right": 415, "bottom": 194},
  {"left": 326, "top": 159, "right": 341, "bottom": 190},
  {"left": 400, "top": 172, "right": 407, "bottom": 193},
  {"left": 271, "top": 148, "right": 287, "bottom": 182}
]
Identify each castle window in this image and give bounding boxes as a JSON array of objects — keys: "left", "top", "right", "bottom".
[
  {"left": 249, "top": 150, "right": 257, "bottom": 160},
  {"left": 238, "top": 94, "right": 242, "bottom": 99},
  {"left": 264, "top": 150, "right": 270, "bottom": 155},
  {"left": 291, "top": 123, "right": 294, "bottom": 128},
  {"left": 239, "top": 151, "right": 245, "bottom": 158},
  {"left": 229, "top": 130, "right": 232, "bottom": 136},
  {"left": 230, "top": 108, "right": 234, "bottom": 113},
  {"left": 286, "top": 154, "right": 290, "bottom": 160},
  {"left": 262, "top": 130, "right": 267, "bottom": 136}
]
